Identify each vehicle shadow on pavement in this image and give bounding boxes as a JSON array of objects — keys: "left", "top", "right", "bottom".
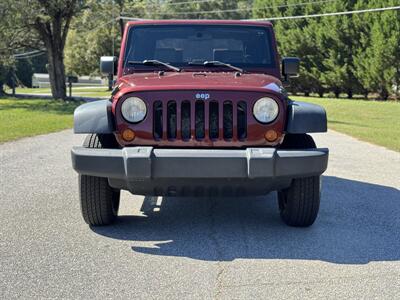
[{"left": 91, "top": 176, "right": 400, "bottom": 264}]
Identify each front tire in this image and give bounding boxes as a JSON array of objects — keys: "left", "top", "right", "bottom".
[
  {"left": 79, "top": 134, "right": 120, "bottom": 226},
  {"left": 278, "top": 134, "right": 321, "bottom": 227},
  {"left": 278, "top": 176, "right": 321, "bottom": 227}
]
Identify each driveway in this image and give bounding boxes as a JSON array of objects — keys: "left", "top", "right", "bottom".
[{"left": 0, "top": 130, "right": 399, "bottom": 299}]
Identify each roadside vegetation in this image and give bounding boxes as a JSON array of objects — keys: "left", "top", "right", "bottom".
[
  {"left": 0, "top": 97, "right": 82, "bottom": 143},
  {"left": 1, "top": 0, "right": 399, "bottom": 147},
  {"left": 4, "top": 86, "right": 110, "bottom": 98},
  {"left": 294, "top": 96, "right": 400, "bottom": 151},
  {"left": 1, "top": 95, "right": 398, "bottom": 151},
  {"left": 1, "top": 1, "right": 399, "bottom": 101}
]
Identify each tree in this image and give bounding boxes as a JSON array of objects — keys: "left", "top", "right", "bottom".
[
  {"left": 316, "top": 0, "right": 364, "bottom": 99},
  {"left": 353, "top": 0, "right": 400, "bottom": 100},
  {"left": 0, "top": 0, "right": 30, "bottom": 95},
  {"left": 64, "top": 0, "right": 146, "bottom": 76},
  {"left": 32, "top": 0, "right": 84, "bottom": 99},
  {"left": 15, "top": 54, "right": 48, "bottom": 87},
  {"left": 0, "top": 64, "right": 11, "bottom": 96},
  {"left": 142, "top": 0, "right": 252, "bottom": 20},
  {"left": 3, "top": 0, "right": 84, "bottom": 99},
  {"left": 253, "top": 0, "right": 326, "bottom": 96},
  {"left": 60, "top": 0, "right": 400, "bottom": 100}
]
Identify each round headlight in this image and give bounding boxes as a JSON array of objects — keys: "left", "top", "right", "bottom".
[
  {"left": 253, "top": 97, "right": 279, "bottom": 123},
  {"left": 121, "top": 97, "right": 147, "bottom": 123}
]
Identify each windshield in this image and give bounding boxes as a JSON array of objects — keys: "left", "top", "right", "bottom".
[{"left": 123, "top": 25, "right": 275, "bottom": 74}]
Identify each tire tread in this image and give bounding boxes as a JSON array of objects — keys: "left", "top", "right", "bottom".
[
  {"left": 79, "top": 134, "right": 120, "bottom": 226},
  {"left": 279, "top": 176, "right": 320, "bottom": 227}
]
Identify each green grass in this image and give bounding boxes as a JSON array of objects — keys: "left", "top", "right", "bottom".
[
  {"left": 5, "top": 87, "right": 111, "bottom": 98},
  {"left": 0, "top": 97, "right": 82, "bottom": 143},
  {"left": 72, "top": 90, "right": 111, "bottom": 98},
  {"left": 1, "top": 95, "right": 399, "bottom": 151},
  {"left": 292, "top": 96, "right": 400, "bottom": 152}
]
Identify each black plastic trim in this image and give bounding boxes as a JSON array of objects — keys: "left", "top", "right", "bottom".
[
  {"left": 286, "top": 100, "right": 327, "bottom": 133},
  {"left": 74, "top": 100, "right": 115, "bottom": 134}
]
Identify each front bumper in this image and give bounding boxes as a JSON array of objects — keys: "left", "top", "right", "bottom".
[{"left": 71, "top": 147, "right": 328, "bottom": 196}]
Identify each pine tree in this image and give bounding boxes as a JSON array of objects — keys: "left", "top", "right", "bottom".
[
  {"left": 354, "top": 0, "right": 400, "bottom": 100},
  {"left": 253, "top": 0, "right": 326, "bottom": 96},
  {"left": 317, "top": 0, "right": 364, "bottom": 98}
]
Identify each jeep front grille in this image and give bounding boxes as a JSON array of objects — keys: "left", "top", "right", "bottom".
[
  {"left": 153, "top": 100, "right": 247, "bottom": 142},
  {"left": 167, "top": 101, "right": 177, "bottom": 139},
  {"left": 153, "top": 101, "right": 163, "bottom": 140}
]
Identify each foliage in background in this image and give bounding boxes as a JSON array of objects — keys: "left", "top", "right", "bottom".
[
  {"left": 353, "top": 0, "right": 400, "bottom": 100},
  {"left": 1, "top": 0, "right": 84, "bottom": 99},
  {"left": 2, "top": 0, "right": 400, "bottom": 100},
  {"left": 146, "top": 0, "right": 253, "bottom": 19},
  {"left": 15, "top": 55, "right": 48, "bottom": 88},
  {"left": 65, "top": 0, "right": 148, "bottom": 76},
  {"left": 0, "top": 0, "right": 34, "bottom": 94},
  {"left": 254, "top": 0, "right": 400, "bottom": 99}
]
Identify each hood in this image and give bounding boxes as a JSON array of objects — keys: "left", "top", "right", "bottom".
[{"left": 116, "top": 71, "right": 284, "bottom": 95}]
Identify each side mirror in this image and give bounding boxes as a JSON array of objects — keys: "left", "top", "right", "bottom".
[
  {"left": 282, "top": 57, "right": 300, "bottom": 80},
  {"left": 100, "top": 56, "right": 117, "bottom": 76}
]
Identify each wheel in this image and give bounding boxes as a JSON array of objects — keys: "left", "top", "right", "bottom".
[
  {"left": 278, "top": 176, "right": 321, "bottom": 227},
  {"left": 79, "top": 134, "right": 120, "bottom": 226},
  {"left": 277, "top": 133, "right": 320, "bottom": 227}
]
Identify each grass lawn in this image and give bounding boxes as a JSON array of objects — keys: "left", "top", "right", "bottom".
[
  {"left": 292, "top": 96, "right": 400, "bottom": 152},
  {"left": 1, "top": 95, "right": 399, "bottom": 152},
  {"left": 5, "top": 86, "right": 111, "bottom": 98},
  {"left": 0, "top": 97, "right": 82, "bottom": 143}
]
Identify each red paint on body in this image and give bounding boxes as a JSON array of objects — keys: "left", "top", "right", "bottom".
[{"left": 113, "top": 20, "right": 286, "bottom": 148}]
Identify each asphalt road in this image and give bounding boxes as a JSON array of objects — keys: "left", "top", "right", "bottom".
[{"left": 1, "top": 130, "right": 399, "bottom": 299}]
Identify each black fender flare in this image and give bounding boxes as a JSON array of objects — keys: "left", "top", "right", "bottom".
[
  {"left": 74, "top": 100, "right": 115, "bottom": 134},
  {"left": 286, "top": 100, "right": 327, "bottom": 133}
]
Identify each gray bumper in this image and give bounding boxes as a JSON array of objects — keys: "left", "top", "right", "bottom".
[{"left": 71, "top": 147, "right": 328, "bottom": 196}]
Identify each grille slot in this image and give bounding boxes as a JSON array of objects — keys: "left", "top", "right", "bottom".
[
  {"left": 153, "top": 101, "right": 163, "bottom": 139},
  {"left": 181, "top": 101, "right": 191, "bottom": 140},
  {"left": 167, "top": 101, "right": 177, "bottom": 139},
  {"left": 237, "top": 101, "right": 247, "bottom": 140},
  {"left": 152, "top": 99, "right": 248, "bottom": 142},
  {"left": 195, "top": 101, "right": 205, "bottom": 139},
  {"left": 223, "top": 101, "right": 233, "bottom": 140},
  {"left": 209, "top": 101, "right": 219, "bottom": 139}
]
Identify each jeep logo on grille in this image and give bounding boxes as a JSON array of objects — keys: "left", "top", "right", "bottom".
[{"left": 195, "top": 93, "right": 210, "bottom": 100}]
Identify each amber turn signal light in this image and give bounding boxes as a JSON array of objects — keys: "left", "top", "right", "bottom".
[
  {"left": 122, "top": 129, "right": 136, "bottom": 141},
  {"left": 265, "top": 130, "right": 278, "bottom": 142}
]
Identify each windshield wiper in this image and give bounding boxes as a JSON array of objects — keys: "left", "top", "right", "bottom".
[
  {"left": 127, "top": 60, "right": 181, "bottom": 72},
  {"left": 189, "top": 60, "right": 244, "bottom": 74}
]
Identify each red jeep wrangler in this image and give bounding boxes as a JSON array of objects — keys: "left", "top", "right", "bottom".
[{"left": 71, "top": 20, "right": 328, "bottom": 227}]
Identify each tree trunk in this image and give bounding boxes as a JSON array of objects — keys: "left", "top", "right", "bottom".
[
  {"left": 47, "top": 46, "right": 66, "bottom": 99},
  {"left": 0, "top": 82, "right": 4, "bottom": 96},
  {"left": 33, "top": 8, "right": 74, "bottom": 100},
  {"left": 318, "top": 88, "right": 324, "bottom": 98},
  {"left": 379, "top": 87, "right": 389, "bottom": 101},
  {"left": 334, "top": 88, "right": 340, "bottom": 98},
  {"left": 304, "top": 91, "right": 310, "bottom": 97},
  {"left": 347, "top": 89, "right": 353, "bottom": 99}
]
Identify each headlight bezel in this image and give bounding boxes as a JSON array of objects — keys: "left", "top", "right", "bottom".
[
  {"left": 253, "top": 97, "right": 279, "bottom": 124},
  {"left": 121, "top": 96, "right": 147, "bottom": 123}
]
